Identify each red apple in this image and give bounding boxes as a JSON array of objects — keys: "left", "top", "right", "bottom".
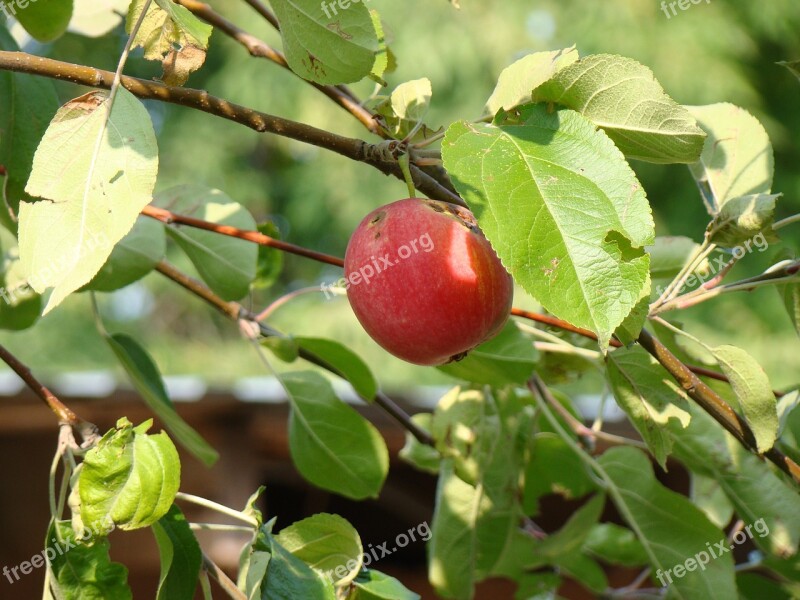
[{"left": 344, "top": 198, "right": 513, "bottom": 366}]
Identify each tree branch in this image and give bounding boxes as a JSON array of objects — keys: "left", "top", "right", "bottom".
[
  {"left": 154, "top": 261, "right": 434, "bottom": 445},
  {"left": 637, "top": 328, "right": 800, "bottom": 485},
  {"left": 0, "top": 343, "right": 98, "bottom": 444},
  {"left": 0, "top": 50, "right": 464, "bottom": 206}
]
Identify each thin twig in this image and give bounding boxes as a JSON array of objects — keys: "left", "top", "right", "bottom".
[
  {"left": 175, "top": 0, "right": 383, "bottom": 136},
  {"left": 0, "top": 343, "right": 98, "bottom": 444},
  {"left": 203, "top": 552, "right": 247, "bottom": 600},
  {"left": 142, "top": 204, "right": 344, "bottom": 267}
]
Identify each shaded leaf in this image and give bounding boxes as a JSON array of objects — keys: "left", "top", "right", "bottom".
[
  {"left": 296, "top": 336, "right": 378, "bottom": 400},
  {"left": 15, "top": 0, "right": 74, "bottom": 42},
  {"left": 152, "top": 505, "right": 202, "bottom": 600},
  {"left": 708, "top": 193, "right": 780, "bottom": 247}
]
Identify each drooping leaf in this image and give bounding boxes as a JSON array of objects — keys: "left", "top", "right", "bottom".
[
  {"left": 295, "top": 337, "right": 378, "bottom": 400},
  {"left": 15, "top": 0, "right": 74, "bottom": 42},
  {"left": 708, "top": 193, "right": 780, "bottom": 247},
  {"left": 531, "top": 494, "right": 605, "bottom": 561},
  {"left": 79, "top": 418, "right": 181, "bottom": 532},
  {"left": 275, "top": 513, "right": 362, "bottom": 585},
  {"left": 154, "top": 185, "right": 258, "bottom": 301},
  {"left": 599, "top": 447, "right": 737, "bottom": 599},
  {"left": 711, "top": 345, "right": 778, "bottom": 453},
  {"left": 105, "top": 333, "right": 219, "bottom": 466},
  {"left": 486, "top": 47, "right": 578, "bottom": 115},
  {"left": 443, "top": 104, "right": 654, "bottom": 348},
  {"left": 283, "top": 371, "right": 388, "bottom": 499},
  {"left": 687, "top": 103, "right": 773, "bottom": 210},
  {"left": 438, "top": 320, "right": 537, "bottom": 386},
  {"left": 253, "top": 221, "right": 283, "bottom": 290},
  {"left": 47, "top": 520, "right": 132, "bottom": 600},
  {"left": 523, "top": 433, "right": 597, "bottom": 515},
  {"left": 780, "top": 281, "right": 800, "bottom": 335},
  {"left": 532, "top": 54, "right": 706, "bottom": 164},
  {"left": 127, "top": 0, "right": 213, "bottom": 85},
  {"left": 584, "top": 523, "right": 648, "bottom": 568},
  {"left": 690, "top": 474, "right": 734, "bottom": 530},
  {"left": 20, "top": 89, "right": 159, "bottom": 314},
  {"left": 399, "top": 413, "right": 440, "bottom": 475},
  {"left": 669, "top": 404, "right": 800, "bottom": 557},
  {"left": 270, "top": 0, "right": 379, "bottom": 85},
  {"left": 369, "top": 10, "right": 389, "bottom": 84},
  {"left": 83, "top": 216, "right": 166, "bottom": 292},
  {"left": 152, "top": 505, "right": 202, "bottom": 600},
  {"left": 606, "top": 345, "right": 691, "bottom": 468},
  {"left": 0, "top": 27, "right": 59, "bottom": 219}
]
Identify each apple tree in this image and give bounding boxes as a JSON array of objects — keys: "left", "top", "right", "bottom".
[{"left": 0, "top": 1, "right": 799, "bottom": 598}]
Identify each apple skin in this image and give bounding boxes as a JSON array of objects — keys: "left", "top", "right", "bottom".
[{"left": 344, "top": 198, "right": 513, "bottom": 366}]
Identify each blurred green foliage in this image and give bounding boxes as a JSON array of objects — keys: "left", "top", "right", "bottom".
[{"left": 3, "top": 0, "right": 799, "bottom": 388}]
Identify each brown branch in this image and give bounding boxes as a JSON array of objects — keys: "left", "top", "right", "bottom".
[
  {"left": 637, "top": 328, "right": 800, "bottom": 485},
  {"left": 154, "top": 261, "right": 434, "bottom": 445},
  {"left": 0, "top": 343, "right": 98, "bottom": 444},
  {"left": 175, "top": 0, "right": 383, "bottom": 136},
  {"left": 0, "top": 51, "right": 464, "bottom": 207},
  {"left": 142, "top": 205, "right": 345, "bottom": 267}
]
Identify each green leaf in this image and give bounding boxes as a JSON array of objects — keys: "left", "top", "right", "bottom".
[
  {"left": 599, "top": 447, "right": 737, "bottom": 599},
  {"left": 253, "top": 221, "right": 283, "bottom": 290},
  {"left": 391, "top": 78, "right": 432, "bottom": 123},
  {"left": 368, "top": 10, "right": 389, "bottom": 84},
  {"left": 349, "top": 569, "right": 421, "bottom": 600},
  {"left": 256, "top": 524, "right": 336, "bottom": 600},
  {"left": 0, "top": 243, "right": 42, "bottom": 330},
  {"left": 648, "top": 236, "right": 700, "bottom": 280},
  {"left": 128, "top": 0, "right": 212, "bottom": 85},
  {"left": 15, "top": 0, "right": 74, "bottom": 42},
  {"left": 295, "top": 337, "right": 378, "bottom": 400},
  {"left": 532, "top": 54, "right": 705, "bottom": 164},
  {"left": 443, "top": 104, "right": 654, "bottom": 348},
  {"left": 485, "top": 47, "right": 578, "bottom": 115},
  {"left": 20, "top": 89, "right": 159, "bottom": 314},
  {"left": 711, "top": 345, "right": 778, "bottom": 453},
  {"left": 687, "top": 103, "right": 773, "bottom": 210},
  {"left": 532, "top": 494, "right": 605, "bottom": 560},
  {"left": 79, "top": 418, "right": 181, "bottom": 532},
  {"left": 584, "top": 523, "right": 649, "bottom": 567},
  {"left": 778, "top": 60, "right": 800, "bottom": 83},
  {"left": 780, "top": 281, "right": 800, "bottom": 335},
  {"left": 438, "top": 321, "right": 538, "bottom": 386},
  {"left": 262, "top": 335, "right": 300, "bottom": 363},
  {"left": 0, "top": 27, "right": 59, "bottom": 220},
  {"left": 70, "top": 0, "right": 130, "bottom": 37},
  {"left": 270, "top": 0, "right": 379, "bottom": 85},
  {"left": 738, "top": 573, "right": 796, "bottom": 600},
  {"left": 690, "top": 474, "right": 733, "bottom": 530},
  {"left": 283, "top": 371, "right": 388, "bottom": 499},
  {"left": 105, "top": 333, "right": 219, "bottom": 466},
  {"left": 523, "top": 433, "right": 597, "bottom": 515},
  {"left": 708, "top": 193, "right": 780, "bottom": 247},
  {"left": 606, "top": 345, "right": 691, "bottom": 468},
  {"left": 47, "top": 520, "right": 132, "bottom": 600},
  {"left": 83, "top": 216, "right": 166, "bottom": 292},
  {"left": 275, "top": 513, "right": 362, "bottom": 585},
  {"left": 154, "top": 185, "right": 258, "bottom": 300},
  {"left": 556, "top": 552, "right": 608, "bottom": 593},
  {"left": 670, "top": 404, "right": 800, "bottom": 557},
  {"left": 399, "top": 413, "right": 440, "bottom": 475},
  {"left": 152, "top": 505, "right": 202, "bottom": 600}
]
